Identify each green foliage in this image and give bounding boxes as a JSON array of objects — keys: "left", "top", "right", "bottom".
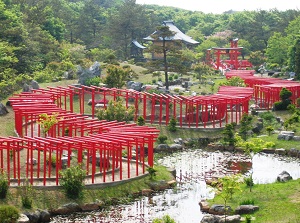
[
  {"left": 220, "top": 76, "right": 246, "bottom": 87},
  {"left": 85, "top": 76, "right": 102, "bottom": 86},
  {"left": 104, "top": 65, "right": 134, "bottom": 88},
  {"left": 239, "top": 198, "right": 255, "bottom": 205},
  {"left": 152, "top": 215, "right": 176, "bottom": 223},
  {"left": 0, "top": 170, "right": 9, "bottom": 199},
  {"left": 147, "top": 167, "right": 157, "bottom": 180},
  {"left": 168, "top": 117, "right": 177, "bottom": 132},
  {"left": 222, "top": 123, "right": 236, "bottom": 146},
  {"left": 37, "top": 112, "right": 62, "bottom": 135},
  {"left": 274, "top": 88, "right": 292, "bottom": 110},
  {"left": 157, "top": 135, "right": 168, "bottom": 143},
  {"left": 266, "top": 125, "right": 274, "bottom": 136},
  {"left": 60, "top": 165, "right": 86, "bottom": 199},
  {"left": 239, "top": 113, "right": 253, "bottom": 140},
  {"left": 244, "top": 176, "right": 254, "bottom": 188},
  {"left": 20, "top": 181, "right": 33, "bottom": 209},
  {"left": 137, "top": 116, "right": 145, "bottom": 126},
  {"left": 0, "top": 205, "right": 19, "bottom": 223},
  {"left": 97, "top": 100, "right": 135, "bottom": 122}
]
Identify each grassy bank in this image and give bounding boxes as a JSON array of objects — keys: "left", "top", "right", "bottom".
[
  {"left": 209, "top": 179, "right": 300, "bottom": 223},
  {"left": 0, "top": 165, "right": 174, "bottom": 212}
]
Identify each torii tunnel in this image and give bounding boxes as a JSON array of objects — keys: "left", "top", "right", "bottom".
[{"left": 225, "top": 70, "right": 300, "bottom": 109}]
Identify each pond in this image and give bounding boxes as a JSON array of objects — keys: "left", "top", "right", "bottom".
[{"left": 51, "top": 149, "right": 300, "bottom": 223}]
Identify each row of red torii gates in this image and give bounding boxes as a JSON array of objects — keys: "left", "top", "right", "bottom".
[
  {"left": 225, "top": 70, "right": 300, "bottom": 109},
  {"left": 1, "top": 84, "right": 255, "bottom": 186}
]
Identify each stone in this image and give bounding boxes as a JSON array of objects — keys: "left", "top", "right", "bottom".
[
  {"left": 288, "top": 148, "right": 299, "bottom": 157},
  {"left": 169, "top": 143, "right": 183, "bottom": 152},
  {"left": 0, "top": 103, "right": 9, "bottom": 115},
  {"left": 141, "top": 189, "right": 154, "bottom": 196},
  {"left": 199, "top": 200, "right": 210, "bottom": 213},
  {"left": 218, "top": 215, "right": 241, "bottom": 223},
  {"left": 39, "top": 210, "right": 51, "bottom": 222},
  {"left": 77, "top": 62, "right": 101, "bottom": 85},
  {"left": 18, "top": 214, "right": 30, "bottom": 223},
  {"left": 277, "top": 171, "right": 292, "bottom": 182},
  {"left": 235, "top": 205, "right": 259, "bottom": 214},
  {"left": 31, "top": 80, "right": 39, "bottom": 90},
  {"left": 208, "top": 204, "right": 232, "bottom": 215},
  {"left": 148, "top": 180, "right": 170, "bottom": 191},
  {"left": 293, "top": 136, "right": 300, "bottom": 141},
  {"left": 80, "top": 203, "right": 100, "bottom": 212},
  {"left": 51, "top": 202, "right": 81, "bottom": 215},
  {"left": 200, "top": 214, "right": 219, "bottom": 223},
  {"left": 22, "top": 83, "right": 31, "bottom": 92},
  {"left": 174, "top": 138, "right": 183, "bottom": 145},
  {"left": 155, "top": 144, "right": 170, "bottom": 153},
  {"left": 275, "top": 148, "right": 287, "bottom": 155},
  {"left": 24, "top": 211, "right": 39, "bottom": 223}
]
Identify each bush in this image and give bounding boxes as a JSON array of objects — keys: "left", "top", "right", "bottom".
[
  {"left": 20, "top": 181, "right": 33, "bottom": 209},
  {"left": 137, "top": 116, "right": 145, "bottom": 126},
  {"left": 85, "top": 76, "right": 101, "bottom": 86},
  {"left": 239, "top": 199, "right": 255, "bottom": 205},
  {"left": 0, "top": 170, "right": 9, "bottom": 199},
  {"left": 153, "top": 215, "right": 176, "bottom": 223},
  {"left": 60, "top": 165, "right": 86, "bottom": 199},
  {"left": 0, "top": 205, "right": 19, "bottom": 223},
  {"left": 168, "top": 117, "right": 177, "bottom": 132},
  {"left": 157, "top": 135, "right": 168, "bottom": 143}
]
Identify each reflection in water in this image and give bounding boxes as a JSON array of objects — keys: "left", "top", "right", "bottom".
[{"left": 51, "top": 149, "right": 300, "bottom": 223}]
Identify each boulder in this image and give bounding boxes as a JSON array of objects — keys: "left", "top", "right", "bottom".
[
  {"left": 31, "top": 80, "right": 39, "bottom": 90},
  {"left": 199, "top": 200, "right": 210, "bottom": 213},
  {"left": 0, "top": 103, "right": 9, "bottom": 115},
  {"left": 277, "top": 171, "right": 292, "bottom": 182},
  {"left": 18, "top": 214, "right": 30, "bottom": 223},
  {"left": 24, "top": 211, "right": 39, "bottom": 223},
  {"left": 200, "top": 214, "right": 219, "bottom": 223},
  {"left": 148, "top": 180, "right": 170, "bottom": 191},
  {"left": 38, "top": 210, "right": 51, "bottom": 222},
  {"left": 169, "top": 143, "right": 183, "bottom": 152},
  {"left": 218, "top": 215, "right": 241, "bottom": 223},
  {"left": 155, "top": 144, "right": 171, "bottom": 153},
  {"left": 275, "top": 148, "right": 287, "bottom": 155},
  {"left": 288, "top": 148, "right": 300, "bottom": 158},
  {"left": 80, "top": 203, "right": 100, "bottom": 212},
  {"left": 208, "top": 204, "right": 232, "bottom": 215},
  {"left": 235, "top": 205, "right": 259, "bottom": 214},
  {"left": 50, "top": 202, "right": 81, "bottom": 215}
]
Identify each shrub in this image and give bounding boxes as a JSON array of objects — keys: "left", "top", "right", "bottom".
[
  {"left": 0, "top": 170, "right": 9, "bottom": 199},
  {"left": 137, "top": 116, "right": 145, "bottom": 126},
  {"left": 85, "top": 76, "right": 101, "bottom": 86},
  {"left": 157, "top": 135, "right": 168, "bottom": 143},
  {"left": 60, "top": 165, "right": 86, "bottom": 199},
  {"left": 168, "top": 117, "right": 177, "bottom": 132},
  {"left": 20, "top": 181, "right": 33, "bottom": 209},
  {"left": 0, "top": 205, "right": 19, "bottom": 223},
  {"left": 244, "top": 176, "right": 254, "bottom": 188},
  {"left": 153, "top": 215, "right": 176, "bottom": 223},
  {"left": 147, "top": 167, "right": 157, "bottom": 180}
]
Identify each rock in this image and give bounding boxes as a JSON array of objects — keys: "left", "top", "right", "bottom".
[
  {"left": 31, "top": 80, "right": 39, "bottom": 90},
  {"left": 200, "top": 214, "right": 219, "bottom": 223},
  {"left": 77, "top": 62, "right": 101, "bottom": 85},
  {"left": 22, "top": 83, "right": 32, "bottom": 92},
  {"left": 293, "top": 136, "right": 300, "bottom": 141},
  {"left": 277, "top": 171, "right": 292, "bottom": 182},
  {"left": 262, "top": 148, "right": 275, "bottom": 154},
  {"left": 167, "top": 180, "right": 177, "bottom": 187},
  {"left": 148, "top": 180, "right": 170, "bottom": 191},
  {"left": 0, "top": 103, "right": 9, "bottom": 115},
  {"left": 208, "top": 204, "right": 232, "bottom": 215},
  {"left": 141, "top": 189, "right": 154, "bottom": 196},
  {"left": 80, "top": 203, "right": 100, "bottom": 212},
  {"left": 169, "top": 143, "right": 183, "bottom": 152},
  {"left": 218, "top": 215, "right": 241, "bottom": 223},
  {"left": 199, "top": 200, "right": 210, "bottom": 213},
  {"left": 278, "top": 131, "right": 295, "bottom": 141},
  {"left": 288, "top": 148, "right": 299, "bottom": 158},
  {"left": 155, "top": 144, "right": 170, "bottom": 153},
  {"left": 18, "top": 214, "right": 30, "bottom": 223},
  {"left": 275, "top": 148, "right": 286, "bottom": 155},
  {"left": 174, "top": 138, "right": 183, "bottom": 145},
  {"left": 50, "top": 202, "right": 81, "bottom": 215},
  {"left": 39, "top": 210, "right": 51, "bottom": 222},
  {"left": 24, "top": 211, "right": 39, "bottom": 223},
  {"left": 235, "top": 205, "right": 259, "bottom": 214}
]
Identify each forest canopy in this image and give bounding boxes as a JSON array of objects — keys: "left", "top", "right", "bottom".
[{"left": 1, "top": 0, "right": 300, "bottom": 99}]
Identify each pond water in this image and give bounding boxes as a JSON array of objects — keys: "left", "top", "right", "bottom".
[{"left": 51, "top": 149, "right": 300, "bottom": 223}]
